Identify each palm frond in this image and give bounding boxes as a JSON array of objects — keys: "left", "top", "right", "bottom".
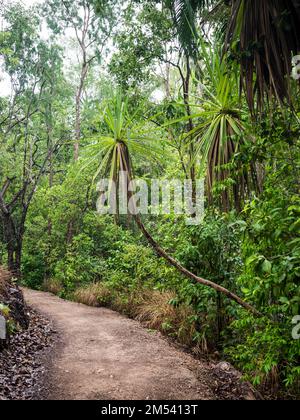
[
  {"left": 226, "top": 0, "right": 300, "bottom": 112},
  {"left": 166, "top": 0, "right": 218, "bottom": 56}
]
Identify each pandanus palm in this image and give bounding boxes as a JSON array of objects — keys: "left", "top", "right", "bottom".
[
  {"left": 197, "top": 43, "right": 257, "bottom": 211},
  {"left": 167, "top": 42, "right": 257, "bottom": 211},
  {"left": 84, "top": 93, "right": 259, "bottom": 314},
  {"left": 169, "top": 0, "right": 300, "bottom": 111},
  {"left": 85, "top": 95, "right": 164, "bottom": 206},
  {"left": 226, "top": 0, "right": 300, "bottom": 112}
]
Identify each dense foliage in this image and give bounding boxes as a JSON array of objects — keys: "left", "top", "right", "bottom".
[{"left": 1, "top": 0, "right": 299, "bottom": 398}]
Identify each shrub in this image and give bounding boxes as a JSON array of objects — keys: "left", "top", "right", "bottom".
[
  {"left": 225, "top": 133, "right": 300, "bottom": 394},
  {"left": 22, "top": 251, "right": 47, "bottom": 289},
  {"left": 225, "top": 313, "right": 300, "bottom": 394},
  {"left": 54, "top": 234, "right": 106, "bottom": 291}
]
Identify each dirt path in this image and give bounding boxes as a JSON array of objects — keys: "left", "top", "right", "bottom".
[{"left": 23, "top": 288, "right": 219, "bottom": 400}]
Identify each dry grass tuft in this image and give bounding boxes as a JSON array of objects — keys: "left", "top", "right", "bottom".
[
  {"left": 72, "top": 283, "right": 112, "bottom": 307},
  {"left": 135, "top": 290, "right": 197, "bottom": 346},
  {"left": 42, "top": 278, "right": 63, "bottom": 295},
  {"left": 110, "top": 291, "right": 142, "bottom": 317},
  {"left": 136, "top": 290, "right": 177, "bottom": 328}
]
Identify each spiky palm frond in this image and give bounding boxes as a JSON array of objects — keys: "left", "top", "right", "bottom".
[
  {"left": 166, "top": 0, "right": 218, "bottom": 56},
  {"left": 226, "top": 0, "right": 300, "bottom": 112}
]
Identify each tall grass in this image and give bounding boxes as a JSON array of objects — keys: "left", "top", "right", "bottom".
[
  {"left": 42, "top": 278, "right": 63, "bottom": 295},
  {"left": 72, "top": 283, "right": 112, "bottom": 307}
]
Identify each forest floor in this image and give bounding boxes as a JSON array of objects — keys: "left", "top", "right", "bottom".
[{"left": 22, "top": 288, "right": 258, "bottom": 400}]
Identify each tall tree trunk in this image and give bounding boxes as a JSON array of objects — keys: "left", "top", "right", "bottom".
[
  {"left": 7, "top": 248, "right": 15, "bottom": 274},
  {"left": 47, "top": 103, "right": 54, "bottom": 236},
  {"left": 164, "top": 47, "right": 171, "bottom": 99},
  {"left": 2, "top": 213, "right": 16, "bottom": 274},
  {"left": 74, "top": 61, "right": 89, "bottom": 161},
  {"left": 183, "top": 56, "right": 197, "bottom": 211},
  {"left": 13, "top": 240, "right": 22, "bottom": 279},
  {"left": 216, "top": 291, "right": 224, "bottom": 344},
  {"left": 66, "top": 220, "right": 75, "bottom": 244},
  {"left": 6, "top": 235, "right": 22, "bottom": 278}
]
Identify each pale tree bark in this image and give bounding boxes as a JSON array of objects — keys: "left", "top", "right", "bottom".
[
  {"left": 164, "top": 56, "right": 197, "bottom": 210},
  {"left": 71, "top": 2, "right": 96, "bottom": 161},
  {"left": 74, "top": 57, "right": 93, "bottom": 161},
  {"left": 60, "top": 0, "right": 113, "bottom": 161},
  {"left": 60, "top": 0, "right": 95, "bottom": 161}
]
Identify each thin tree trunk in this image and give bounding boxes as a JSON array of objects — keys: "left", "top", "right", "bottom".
[
  {"left": 216, "top": 291, "right": 224, "bottom": 343},
  {"left": 47, "top": 104, "right": 54, "bottom": 236},
  {"left": 183, "top": 56, "right": 197, "bottom": 211},
  {"left": 2, "top": 213, "right": 16, "bottom": 274},
  {"left": 164, "top": 51, "right": 171, "bottom": 99},
  {"left": 66, "top": 220, "right": 74, "bottom": 244},
  {"left": 74, "top": 61, "right": 89, "bottom": 161},
  {"left": 14, "top": 240, "right": 22, "bottom": 278},
  {"left": 75, "top": 84, "right": 82, "bottom": 161}
]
